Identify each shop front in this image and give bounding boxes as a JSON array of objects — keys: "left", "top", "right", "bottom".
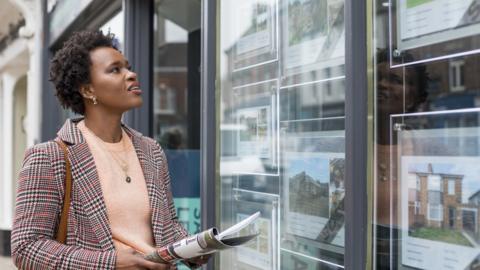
[{"left": 39, "top": 0, "right": 480, "bottom": 269}]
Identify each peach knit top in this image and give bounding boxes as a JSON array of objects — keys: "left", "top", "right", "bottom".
[{"left": 77, "top": 120, "right": 155, "bottom": 254}]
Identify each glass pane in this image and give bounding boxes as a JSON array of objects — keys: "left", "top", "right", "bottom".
[
  {"left": 99, "top": 11, "right": 124, "bottom": 51},
  {"left": 374, "top": 1, "right": 480, "bottom": 269},
  {"left": 153, "top": 3, "right": 201, "bottom": 267},
  {"left": 217, "top": 0, "right": 346, "bottom": 268}
]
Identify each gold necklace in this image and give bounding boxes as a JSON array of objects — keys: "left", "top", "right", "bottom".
[
  {"left": 85, "top": 125, "right": 132, "bottom": 183},
  {"left": 108, "top": 143, "right": 132, "bottom": 183}
]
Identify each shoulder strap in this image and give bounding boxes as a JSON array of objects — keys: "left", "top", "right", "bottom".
[{"left": 54, "top": 138, "right": 72, "bottom": 244}]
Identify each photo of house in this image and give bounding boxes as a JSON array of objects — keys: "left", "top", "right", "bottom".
[{"left": 408, "top": 163, "right": 480, "bottom": 247}]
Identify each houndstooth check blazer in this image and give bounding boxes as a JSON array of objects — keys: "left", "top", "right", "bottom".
[{"left": 11, "top": 118, "right": 188, "bottom": 269}]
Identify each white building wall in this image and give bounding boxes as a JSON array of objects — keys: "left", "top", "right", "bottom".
[
  {"left": 0, "top": 0, "right": 42, "bottom": 231},
  {"left": 1, "top": 72, "right": 17, "bottom": 230},
  {"left": 0, "top": 78, "right": 4, "bottom": 228},
  {"left": 10, "top": 0, "right": 43, "bottom": 147}
]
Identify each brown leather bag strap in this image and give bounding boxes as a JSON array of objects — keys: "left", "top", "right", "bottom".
[{"left": 54, "top": 138, "right": 72, "bottom": 244}]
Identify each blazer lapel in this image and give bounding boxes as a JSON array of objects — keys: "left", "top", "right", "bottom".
[
  {"left": 69, "top": 142, "right": 115, "bottom": 250},
  {"left": 57, "top": 118, "right": 114, "bottom": 251}
]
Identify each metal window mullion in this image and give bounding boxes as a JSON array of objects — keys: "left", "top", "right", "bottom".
[
  {"left": 123, "top": 0, "right": 153, "bottom": 136},
  {"left": 200, "top": 0, "right": 217, "bottom": 269},
  {"left": 345, "top": 0, "right": 368, "bottom": 268}
]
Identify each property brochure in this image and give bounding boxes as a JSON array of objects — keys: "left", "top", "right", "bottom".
[{"left": 144, "top": 212, "right": 260, "bottom": 264}]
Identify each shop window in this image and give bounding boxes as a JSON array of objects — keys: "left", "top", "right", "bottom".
[{"left": 153, "top": 0, "right": 202, "bottom": 248}]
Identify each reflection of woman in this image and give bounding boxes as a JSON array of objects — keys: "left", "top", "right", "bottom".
[
  {"left": 11, "top": 31, "right": 208, "bottom": 269},
  {"left": 375, "top": 50, "right": 428, "bottom": 269}
]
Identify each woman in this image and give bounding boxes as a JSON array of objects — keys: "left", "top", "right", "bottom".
[{"left": 11, "top": 30, "right": 207, "bottom": 269}]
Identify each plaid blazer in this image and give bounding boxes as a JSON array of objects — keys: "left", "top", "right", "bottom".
[{"left": 11, "top": 118, "right": 188, "bottom": 269}]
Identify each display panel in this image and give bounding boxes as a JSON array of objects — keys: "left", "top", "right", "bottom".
[
  {"left": 233, "top": 0, "right": 278, "bottom": 70},
  {"left": 231, "top": 80, "right": 279, "bottom": 175},
  {"left": 234, "top": 190, "right": 279, "bottom": 270},
  {"left": 390, "top": 111, "right": 480, "bottom": 270},
  {"left": 219, "top": 189, "right": 279, "bottom": 270},
  {"left": 389, "top": 0, "right": 480, "bottom": 66},
  {"left": 280, "top": 124, "right": 345, "bottom": 268},
  {"left": 280, "top": 0, "right": 345, "bottom": 86},
  {"left": 400, "top": 156, "right": 480, "bottom": 269}
]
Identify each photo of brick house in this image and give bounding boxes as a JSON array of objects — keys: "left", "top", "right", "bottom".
[{"left": 408, "top": 163, "right": 480, "bottom": 246}]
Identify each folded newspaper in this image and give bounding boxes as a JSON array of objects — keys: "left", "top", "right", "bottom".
[{"left": 144, "top": 211, "right": 260, "bottom": 263}]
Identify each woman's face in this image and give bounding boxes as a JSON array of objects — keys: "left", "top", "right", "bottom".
[
  {"left": 87, "top": 46, "right": 143, "bottom": 113},
  {"left": 377, "top": 62, "right": 418, "bottom": 115}
]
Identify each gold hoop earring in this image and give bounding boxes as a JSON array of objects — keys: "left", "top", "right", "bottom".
[{"left": 92, "top": 96, "right": 98, "bottom": 105}]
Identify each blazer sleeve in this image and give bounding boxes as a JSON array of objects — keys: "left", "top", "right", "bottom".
[
  {"left": 11, "top": 144, "right": 116, "bottom": 270},
  {"left": 157, "top": 144, "right": 188, "bottom": 243}
]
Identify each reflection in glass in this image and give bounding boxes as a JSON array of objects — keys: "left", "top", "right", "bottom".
[
  {"left": 375, "top": 0, "right": 480, "bottom": 268},
  {"left": 152, "top": 5, "right": 201, "bottom": 270},
  {"left": 152, "top": 14, "right": 188, "bottom": 146},
  {"left": 99, "top": 11, "right": 124, "bottom": 51}
]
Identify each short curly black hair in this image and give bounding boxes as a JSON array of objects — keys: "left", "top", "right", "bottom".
[{"left": 49, "top": 30, "right": 118, "bottom": 115}]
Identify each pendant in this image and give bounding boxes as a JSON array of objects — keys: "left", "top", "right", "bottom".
[{"left": 126, "top": 176, "right": 131, "bottom": 183}]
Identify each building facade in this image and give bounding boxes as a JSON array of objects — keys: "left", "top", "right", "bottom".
[{"left": 0, "top": 0, "right": 43, "bottom": 256}]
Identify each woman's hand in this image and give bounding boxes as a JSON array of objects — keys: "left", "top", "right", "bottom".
[{"left": 116, "top": 248, "right": 174, "bottom": 270}]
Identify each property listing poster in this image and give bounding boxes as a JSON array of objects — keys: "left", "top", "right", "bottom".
[
  {"left": 233, "top": 0, "right": 277, "bottom": 69},
  {"left": 235, "top": 0, "right": 275, "bottom": 56},
  {"left": 394, "top": 122, "right": 480, "bottom": 269},
  {"left": 394, "top": 124, "right": 480, "bottom": 270},
  {"left": 282, "top": 0, "right": 344, "bottom": 72},
  {"left": 235, "top": 214, "right": 273, "bottom": 269},
  {"left": 397, "top": 0, "right": 480, "bottom": 49},
  {"left": 237, "top": 106, "right": 272, "bottom": 159},
  {"left": 233, "top": 80, "right": 278, "bottom": 175},
  {"left": 231, "top": 190, "right": 278, "bottom": 270},
  {"left": 283, "top": 152, "right": 345, "bottom": 247},
  {"left": 400, "top": 156, "right": 480, "bottom": 269}
]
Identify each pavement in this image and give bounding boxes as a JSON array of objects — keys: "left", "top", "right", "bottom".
[{"left": 0, "top": 256, "right": 15, "bottom": 269}]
